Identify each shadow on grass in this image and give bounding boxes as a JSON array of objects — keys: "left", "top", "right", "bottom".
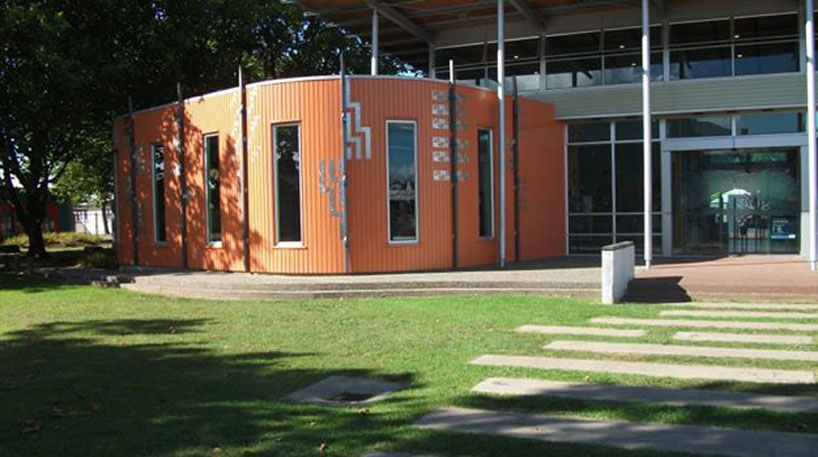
[
  {"left": 0, "top": 318, "right": 415, "bottom": 457},
  {"left": 0, "top": 272, "right": 78, "bottom": 294}
]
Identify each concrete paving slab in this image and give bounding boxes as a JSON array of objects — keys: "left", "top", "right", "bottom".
[
  {"left": 285, "top": 376, "right": 404, "bottom": 406},
  {"left": 471, "top": 377, "right": 818, "bottom": 413},
  {"left": 545, "top": 340, "right": 818, "bottom": 362},
  {"left": 661, "top": 310, "right": 818, "bottom": 319},
  {"left": 674, "top": 331, "right": 813, "bottom": 345},
  {"left": 591, "top": 317, "right": 818, "bottom": 332},
  {"left": 470, "top": 355, "right": 816, "bottom": 384},
  {"left": 415, "top": 407, "right": 818, "bottom": 457},
  {"left": 665, "top": 303, "right": 818, "bottom": 311},
  {"left": 516, "top": 325, "right": 646, "bottom": 337}
]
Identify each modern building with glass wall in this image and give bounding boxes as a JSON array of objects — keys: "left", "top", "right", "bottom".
[{"left": 300, "top": 0, "right": 818, "bottom": 265}]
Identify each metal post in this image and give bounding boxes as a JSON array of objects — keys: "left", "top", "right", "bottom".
[
  {"left": 497, "top": 0, "right": 507, "bottom": 268},
  {"left": 808, "top": 0, "right": 818, "bottom": 271},
  {"left": 371, "top": 6, "right": 379, "bottom": 76},
  {"left": 110, "top": 110, "right": 119, "bottom": 250},
  {"left": 340, "top": 56, "right": 351, "bottom": 273},
  {"left": 450, "top": 58, "right": 459, "bottom": 269},
  {"left": 127, "top": 97, "right": 139, "bottom": 266},
  {"left": 176, "top": 83, "right": 188, "bottom": 269},
  {"left": 512, "top": 76, "right": 521, "bottom": 262},
  {"left": 449, "top": 59, "right": 455, "bottom": 84},
  {"left": 239, "top": 67, "right": 251, "bottom": 272},
  {"left": 642, "top": 0, "right": 653, "bottom": 269},
  {"left": 429, "top": 45, "right": 436, "bottom": 79}
]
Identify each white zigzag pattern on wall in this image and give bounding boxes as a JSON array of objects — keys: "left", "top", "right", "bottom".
[{"left": 344, "top": 82, "right": 371, "bottom": 160}]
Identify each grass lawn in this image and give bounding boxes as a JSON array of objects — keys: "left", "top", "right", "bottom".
[{"left": 1, "top": 272, "right": 817, "bottom": 457}]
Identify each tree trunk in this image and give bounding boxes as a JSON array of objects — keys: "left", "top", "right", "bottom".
[
  {"left": 25, "top": 224, "right": 47, "bottom": 259},
  {"left": 21, "top": 190, "right": 49, "bottom": 259}
]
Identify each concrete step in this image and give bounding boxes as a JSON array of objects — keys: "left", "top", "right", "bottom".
[
  {"left": 516, "top": 325, "right": 646, "bottom": 338},
  {"left": 661, "top": 310, "right": 818, "bottom": 320},
  {"left": 471, "top": 377, "right": 818, "bottom": 413},
  {"left": 416, "top": 407, "right": 818, "bottom": 457},
  {"left": 591, "top": 317, "right": 818, "bottom": 332},
  {"left": 673, "top": 331, "right": 813, "bottom": 345},
  {"left": 664, "top": 303, "right": 818, "bottom": 311},
  {"left": 544, "top": 340, "right": 818, "bottom": 362},
  {"left": 470, "top": 354, "right": 816, "bottom": 384}
]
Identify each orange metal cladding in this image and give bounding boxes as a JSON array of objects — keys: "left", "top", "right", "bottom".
[{"left": 245, "top": 77, "right": 345, "bottom": 274}]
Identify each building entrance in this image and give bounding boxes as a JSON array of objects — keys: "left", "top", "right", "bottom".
[{"left": 672, "top": 148, "right": 800, "bottom": 254}]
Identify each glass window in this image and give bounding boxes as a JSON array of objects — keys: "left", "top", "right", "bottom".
[
  {"left": 616, "top": 215, "right": 662, "bottom": 234},
  {"left": 569, "top": 122, "right": 610, "bottom": 143},
  {"left": 604, "top": 52, "right": 663, "bottom": 84},
  {"left": 455, "top": 68, "right": 485, "bottom": 85},
  {"left": 487, "top": 38, "right": 540, "bottom": 62},
  {"left": 204, "top": 134, "right": 221, "bottom": 244},
  {"left": 569, "top": 235, "right": 613, "bottom": 254},
  {"left": 274, "top": 124, "right": 302, "bottom": 244},
  {"left": 604, "top": 26, "right": 662, "bottom": 51},
  {"left": 387, "top": 121, "right": 417, "bottom": 242},
  {"left": 546, "top": 58, "right": 602, "bottom": 88},
  {"left": 436, "top": 44, "right": 486, "bottom": 67},
  {"left": 488, "top": 63, "right": 541, "bottom": 91},
  {"left": 615, "top": 143, "right": 661, "bottom": 213},
  {"left": 615, "top": 120, "right": 660, "bottom": 140},
  {"left": 736, "top": 112, "right": 803, "bottom": 135},
  {"left": 670, "top": 20, "right": 730, "bottom": 45},
  {"left": 152, "top": 144, "right": 166, "bottom": 243},
  {"left": 569, "top": 215, "right": 612, "bottom": 234},
  {"left": 568, "top": 144, "right": 612, "bottom": 212},
  {"left": 735, "top": 42, "right": 799, "bottom": 75},
  {"left": 477, "top": 129, "right": 493, "bottom": 238},
  {"left": 667, "top": 116, "right": 732, "bottom": 137},
  {"left": 670, "top": 47, "right": 732, "bottom": 80},
  {"left": 734, "top": 14, "right": 797, "bottom": 41},
  {"left": 547, "top": 32, "right": 600, "bottom": 56}
]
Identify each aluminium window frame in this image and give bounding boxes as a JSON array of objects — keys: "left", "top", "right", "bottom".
[
  {"left": 150, "top": 143, "right": 167, "bottom": 245},
  {"left": 477, "top": 127, "right": 496, "bottom": 239},
  {"left": 203, "top": 132, "right": 222, "bottom": 247},
  {"left": 385, "top": 119, "right": 420, "bottom": 245},
  {"left": 272, "top": 122, "right": 305, "bottom": 248}
]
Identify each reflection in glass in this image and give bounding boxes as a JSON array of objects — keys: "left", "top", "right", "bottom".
[
  {"left": 604, "top": 52, "right": 663, "bottom": 84},
  {"left": 736, "top": 112, "right": 803, "bottom": 135},
  {"left": 274, "top": 124, "right": 302, "bottom": 243},
  {"left": 152, "top": 145, "right": 166, "bottom": 243},
  {"left": 670, "top": 47, "right": 732, "bottom": 80},
  {"left": 477, "top": 129, "right": 493, "bottom": 238},
  {"left": 667, "top": 116, "right": 732, "bottom": 137},
  {"left": 568, "top": 145, "right": 612, "bottom": 213},
  {"left": 615, "top": 143, "right": 661, "bottom": 212},
  {"left": 387, "top": 122, "right": 417, "bottom": 242},
  {"left": 735, "top": 42, "right": 798, "bottom": 75},
  {"left": 546, "top": 58, "right": 602, "bottom": 89},
  {"left": 204, "top": 135, "right": 221, "bottom": 243}
]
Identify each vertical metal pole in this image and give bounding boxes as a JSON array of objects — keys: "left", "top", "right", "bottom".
[
  {"left": 429, "top": 45, "right": 436, "bottom": 79},
  {"left": 176, "top": 83, "right": 188, "bottom": 269},
  {"left": 642, "top": 0, "right": 653, "bottom": 269},
  {"left": 450, "top": 59, "right": 459, "bottom": 269},
  {"left": 127, "top": 97, "right": 139, "bottom": 266},
  {"left": 110, "top": 110, "right": 119, "bottom": 250},
  {"left": 449, "top": 59, "right": 455, "bottom": 84},
  {"left": 371, "top": 7, "right": 379, "bottom": 76},
  {"left": 512, "top": 76, "right": 521, "bottom": 262},
  {"left": 239, "top": 67, "right": 251, "bottom": 272},
  {"left": 340, "top": 56, "right": 351, "bottom": 273},
  {"left": 497, "top": 0, "right": 507, "bottom": 268},
  {"left": 808, "top": 0, "right": 818, "bottom": 271}
]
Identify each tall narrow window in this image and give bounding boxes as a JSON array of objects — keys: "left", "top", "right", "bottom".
[
  {"left": 273, "top": 124, "right": 302, "bottom": 244},
  {"left": 387, "top": 121, "right": 417, "bottom": 242},
  {"left": 477, "top": 129, "right": 494, "bottom": 238},
  {"left": 204, "top": 134, "right": 221, "bottom": 244},
  {"left": 151, "top": 144, "right": 167, "bottom": 243}
]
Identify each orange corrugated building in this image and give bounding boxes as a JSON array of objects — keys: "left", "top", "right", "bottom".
[{"left": 113, "top": 76, "right": 565, "bottom": 274}]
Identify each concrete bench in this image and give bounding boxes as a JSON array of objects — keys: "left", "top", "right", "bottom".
[{"left": 601, "top": 241, "right": 635, "bottom": 304}]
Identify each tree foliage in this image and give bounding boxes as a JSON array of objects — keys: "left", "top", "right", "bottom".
[{"left": 0, "top": 0, "right": 405, "bottom": 256}]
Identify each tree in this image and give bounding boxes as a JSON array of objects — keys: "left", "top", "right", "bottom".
[{"left": 1, "top": 0, "right": 407, "bottom": 258}]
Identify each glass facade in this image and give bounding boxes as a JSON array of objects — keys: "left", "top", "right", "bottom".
[
  {"left": 387, "top": 121, "right": 418, "bottom": 242},
  {"left": 434, "top": 13, "right": 799, "bottom": 91},
  {"left": 273, "top": 124, "right": 302, "bottom": 244},
  {"left": 151, "top": 144, "right": 166, "bottom": 243},
  {"left": 204, "top": 134, "right": 221, "bottom": 244},
  {"left": 477, "top": 129, "right": 494, "bottom": 238}
]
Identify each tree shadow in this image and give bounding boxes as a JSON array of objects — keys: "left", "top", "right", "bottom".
[{"left": 0, "top": 318, "right": 415, "bottom": 457}]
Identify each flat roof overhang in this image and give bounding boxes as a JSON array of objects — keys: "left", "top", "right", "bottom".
[{"left": 293, "top": 0, "right": 663, "bottom": 68}]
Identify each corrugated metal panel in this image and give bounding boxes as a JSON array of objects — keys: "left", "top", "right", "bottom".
[
  {"left": 517, "top": 98, "right": 566, "bottom": 259},
  {"left": 533, "top": 73, "right": 806, "bottom": 119},
  {"left": 246, "top": 78, "right": 345, "bottom": 274}
]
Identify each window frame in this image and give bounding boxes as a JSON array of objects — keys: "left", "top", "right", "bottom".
[
  {"left": 272, "top": 122, "right": 304, "bottom": 248},
  {"left": 477, "top": 127, "right": 495, "bottom": 239},
  {"left": 203, "top": 132, "right": 222, "bottom": 247},
  {"left": 385, "top": 119, "right": 419, "bottom": 245},
  {"left": 151, "top": 143, "right": 167, "bottom": 245}
]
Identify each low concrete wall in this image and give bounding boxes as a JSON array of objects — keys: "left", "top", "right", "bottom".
[{"left": 601, "top": 241, "right": 635, "bottom": 304}]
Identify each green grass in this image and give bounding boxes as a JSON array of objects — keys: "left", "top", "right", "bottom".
[
  {"left": 1, "top": 273, "right": 817, "bottom": 457},
  {"left": 1, "top": 232, "right": 109, "bottom": 248}
]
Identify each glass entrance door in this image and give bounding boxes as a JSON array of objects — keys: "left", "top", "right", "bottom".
[{"left": 672, "top": 148, "right": 799, "bottom": 254}]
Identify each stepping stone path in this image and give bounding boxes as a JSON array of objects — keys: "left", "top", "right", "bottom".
[
  {"left": 544, "top": 340, "right": 818, "bottom": 362},
  {"left": 409, "top": 303, "right": 818, "bottom": 457},
  {"left": 470, "top": 354, "right": 815, "bottom": 384},
  {"left": 416, "top": 407, "right": 818, "bottom": 457},
  {"left": 674, "top": 331, "right": 813, "bottom": 345},
  {"left": 590, "top": 316, "right": 818, "bottom": 331},
  {"left": 472, "top": 377, "right": 818, "bottom": 413},
  {"left": 516, "top": 325, "right": 645, "bottom": 337},
  {"left": 661, "top": 309, "right": 818, "bottom": 319}
]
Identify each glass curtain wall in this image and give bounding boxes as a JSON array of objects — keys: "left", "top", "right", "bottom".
[{"left": 567, "top": 121, "right": 661, "bottom": 253}]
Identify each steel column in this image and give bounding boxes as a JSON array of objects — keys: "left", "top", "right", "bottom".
[
  {"left": 371, "top": 7, "right": 379, "bottom": 75},
  {"left": 239, "top": 67, "right": 251, "bottom": 272},
  {"left": 497, "top": 0, "right": 507, "bottom": 268},
  {"left": 808, "top": 0, "right": 817, "bottom": 271},
  {"left": 642, "top": 0, "right": 653, "bottom": 269}
]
